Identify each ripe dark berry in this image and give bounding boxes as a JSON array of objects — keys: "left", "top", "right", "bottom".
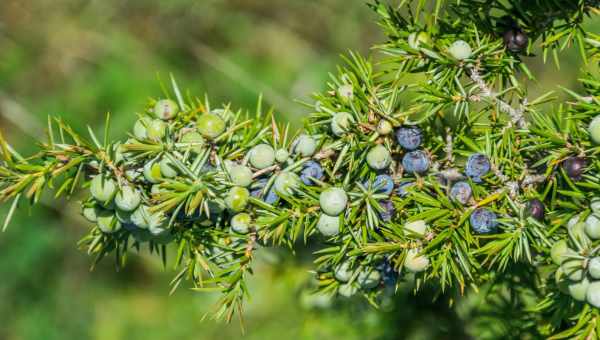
[
  {"left": 470, "top": 208, "right": 498, "bottom": 234},
  {"left": 563, "top": 157, "right": 587, "bottom": 180},
  {"left": 378, "top": 200, "right": 395, "bottom": 222},
  {"left": 365, "top": 174, "right": 394, "bottom": 196},
  {"left": 450, "top": 181, "right": 472, "bottom": 205},
  {"left": 466, "top": 153, "right": 491, "bottom": 183},
  {"left": 395, "top": 126, "right": 422, "bottom": 150},
  {"left": 300, "top": 161, "right": 324, "bottom": 185},
  {"left": 526, "top": 199, "right": 544, "bottom": 221},
  {"left": 503, "top": 28, "right": 528, "bottom": 53},
  {"left": 402, "top": 150, "right": 430, "bottom": 174}
]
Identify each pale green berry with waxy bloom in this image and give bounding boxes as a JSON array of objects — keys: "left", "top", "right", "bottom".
[
  {"left": 319, "top": 187, "right": 348, "bottom": 216},
  {"left": 153, "top": 99, "right": 179, "bottom": 120},
  {"left": 133, "top": 117, "right": 151, "bottom": 140},
  {"left": 404, "top": 249, "right": 429, "bottom": 273},
  {"left": 338, "top": 283, "right": 357, "bottom": 298},
  {"left": 90, "top": 175, "right": 117, "bottom": 203},
  {"left": 588, "top": 115, "right": 600, "bottom": 144},
  {"left": 589, "top": 257, "right": 600, "bottom": 279},
  {"left": 376, "top": 119, "right": 393, "bottom": 135},
  {"left": 448, "top": 40, "right": 472, "bottom": 60},
  {"left": 334, "top": 261, "right": 353, "bottom": 282},
  {"left": 131, "top": 205, "right": 165, "bottom": 230},
  {"left": 114, "top": 186, "right": 142, "bottom": 212},
  {"left": 197, "top": 113, "right": 226, "bottom": 139},
  {"left": 115, "top": 208, "right": 133, "bottom": 224},
  {"left": 96, "top": 210, "right": 122, "bottom": 234},
  {"left": 585, "top": 213, "right": 600, "bottom": 239},
  {"left": 229, "top": 164, "right": 253, "bottom": 187},
  {"left": 338, "top": 84, "right": 354, "bottom": 101},
  {"left": 225, "top": 186, "right": 250, "bottom": 212},
  {"left": 568, "top": 277, "right": 590, "bottom": 302},
  {"left": 274, "top": 172, "right": 300, "bottom": 196},
  {"left": 587, "top": 281, "right": 600, "bottom": 308},
  {"left": 317, "top": 213, "right": 340, "bottom": 236},
  {"left": 146, "top": 119, "right": 167, "bottom": 141},
  {"left": 550, "top": 240, "right": 570, "bottom": 265},
  {"left": 275, "top": 149, "right": 289, "bottom": 163},
  {"left": 82, "top": 205, "right": 100, "bottom": 222},
  {"left": 357, "top": 270, "right": 381, "bottom": 289},
  {"left": 231, "top": 213, "right": 251, "bottom": 234},
  {"left": 366, "top": 145, "right": 391, "bottom": 170},
  {"left": 249, "top": 144, "right": 275, "bottom": 169},
  {"left": 561, "top": 258, "right": 584, "bottom": 281},
  {"left": 179, "top": 131, "right": 204, "bottom": 153},
  {"left": 591, "top": 197, "right": 600, "bottom": 214},
  {"left": 159, "top": 157, "right": 178, "bottom": 178},
  {"left": 293, "top": 134, "right": 317, "bottom": 157},
  {"left": 408, "top": 31, "right": 432, "bottom": 49},
  {"left": 331, "top": 112, "right": 354, "bottom": 136},
  {"left": 143, "top": 161, "right": 162, "bottom": 184}
]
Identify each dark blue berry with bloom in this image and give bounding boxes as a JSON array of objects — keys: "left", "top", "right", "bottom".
[
  {"left": 250, "top": 178, "right": 268, "bottom": 198},
  {"left": 264, "top": 189, "right": 278, "bottom": 204},
  {"left": 402, "top": 150, "right": 430, "bottom": 174},
  {"left": 377, "top": 259, "right": 398, "bottom": 287},
  {"left": 526, "top": 199, "right": 544, "bottom": 221},
  {"left": 395, "top": 126, "right": 422, "bottom": 150},
  {"left": 450, "top": 181, "right": 472, "bottom": 204},
  {"left": 466, "top": 153, "right": 491, "bottom": 183},
  {"left": 396, "top": 182, "right": 415, "bottom": 197},
  {"left": 378, "top": 200, "right": 395, "bottom": 222},
  {"left": 300, "top": 160, "right": 324, "bottom": 185},
  {"left": 365, "top": 174, "right": 394, "bottom": 196},
  {"left": 470, "top": 208, "right": 498, "bottom": 234}
]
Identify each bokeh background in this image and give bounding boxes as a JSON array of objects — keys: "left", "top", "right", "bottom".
[{"left": 0, "top": 1, "right": 598, "bottom": 340}]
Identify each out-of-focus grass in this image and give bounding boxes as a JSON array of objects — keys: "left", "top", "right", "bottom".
[{"left": 1, "top": 1, "right": 600, "bottom": 339}]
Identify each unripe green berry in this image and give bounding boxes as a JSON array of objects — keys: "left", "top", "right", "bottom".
[
  {"left": 114, "top": 186, "right": 141, "bottom": 212},
  {"left": 317, "top": 213, "right": 340, "bottom": 236},
  {"left": 550, "top": 240, "right": 570, "bottom": 265},
  {"left": 376, "top": 119, "right": 393, "bottom": 135},
  {"left": 143, "top": 161, "right": 162, "bottom": 184},
  {"left": 197, "top": 113, "right": 226, "bottom": 139},
  {"left": 448, "top": 40, "right": 472, "bottom": 60},
  {"left": 159, "top": 157, "right": 178, "bottom": 178},
  {"left": 130, "top": 205, "right": 165, "bottom": 231},
  {"left": 569, "top": 220, "right": 592, "bottom": 246},
  {"left": 555, "top": 268, "right": 571, "bottom": 295},
  {"left": 331, "top": 112, "right": 354, "bottom": 136},
  {"left": 249, "top": 144, "right": 275, "bottom": 169},
  {"left": 561, "top": 258, "right": 584, "bottom": 281},
  {"left": 229, "top": 165, "right": 253, "bottom": 187},
  {"left": 366, "top": 145, "right": 391, "bottom": 170},
  {"left": 231, "top": 213, "right": 251, "bottom": 234},
  {"left": 403, "top": 220, "right": 428, "bottom": 237},
  {"left": 179, "top": 131, "right": 205, "bottom": 153},
  {"left": 338, "top": 283, "right": 357, "bottom": 298},
  {"left": 225, "top": 186, "right": 250, "bottom": 212},
  {"left": 334, "top": 262, "right": 353, "bottom": 282},
  {"left": 133, "top": 118, "right": 151, "bottom": 140},
  {"left": 591, "top": 197, "right": 600, "bottom": 214},
  {"left": 96, "top": 210, "right": 122, "bottom": 234},
  {"left": 404, "top": 249, "right": 429, "bottom": 273},
  {"left": 274, "top": 172, "right": 300, "bottom": 196},
  {"left": 275, "top": 149, "right": 289, "bottom": 163},
  {"left": 115, "top": 208, "right": 133, "bottom": 224},
  {"left": 408, "top": 31, "right": 431, "bottom": 49},
  {"left": 293, "top": 134, "right": 318, "bottom": 157},
  {"left": 90, "top": 175, "right": 117, "bottom": 203},
  {"left": 585, "top": 213, "right": 600, "bottom": 239},
  {"left": 568, "top": 277, "right": 590, "bottom": 302},
  {"left": 146, "top": 119, "right": 167, "bottom": 141},
  {"left": 357, "top": 270, "right": 381, "bottom": 290},
  {"left": 589, "top": 257, "right": 600, "bottom": 279},
  {"left": 587, "top": 281, "right": 600, "bottom": 308},
  {"left": 589, "top": 115, "right": 600, "bottom": 144},
  {"left": 82, "top": 205, "right": 100, "bottom": 222},
  {"left": 338, "top": 84, "right": 354, "bottom": 101},
  {"left": 153, "top": 99, "right": 179, "bottom": 120},
  {"left": 319, "top": 187, "right": 348, "bottom": 216}
]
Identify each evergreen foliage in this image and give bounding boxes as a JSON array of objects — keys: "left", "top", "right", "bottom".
[{"left": 2, "top": 0, "right": 600, "bottom": 337}]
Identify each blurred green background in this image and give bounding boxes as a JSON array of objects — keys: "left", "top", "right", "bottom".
[{"left": 0, "top": 1, "right": 598, "bottom": 340}]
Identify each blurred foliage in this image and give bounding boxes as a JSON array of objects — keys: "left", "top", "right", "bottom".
[{"left": 0, "top": 1, "right": 599, "bottom": 339}]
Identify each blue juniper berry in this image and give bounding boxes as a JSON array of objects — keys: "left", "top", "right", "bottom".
[
  {"left": 470, "top": 208, "right": 498, "bottom": 234},
  {"left": 402, "top": 150, "right": 430, "bottom": 174},
  {"left": 466, "top": 153, "right": 491, "bottom": 183},
  {"left": 450, "top": 181, "right": 472, "bottom": 205},
  {"left": 526, "top": 198, "right": 544, "bottom": 221},
  {"left": 378, "top": 200, "right": 395, "bottom": 222},
  {"left": 300, "top": 160, "right": 324, "bottom": 185},
  {"left": 395, "top": 126, "right": 422, "bottom": 150},
  {"left": 364, "top": 174, "right": 394, "bottom": 196}
]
